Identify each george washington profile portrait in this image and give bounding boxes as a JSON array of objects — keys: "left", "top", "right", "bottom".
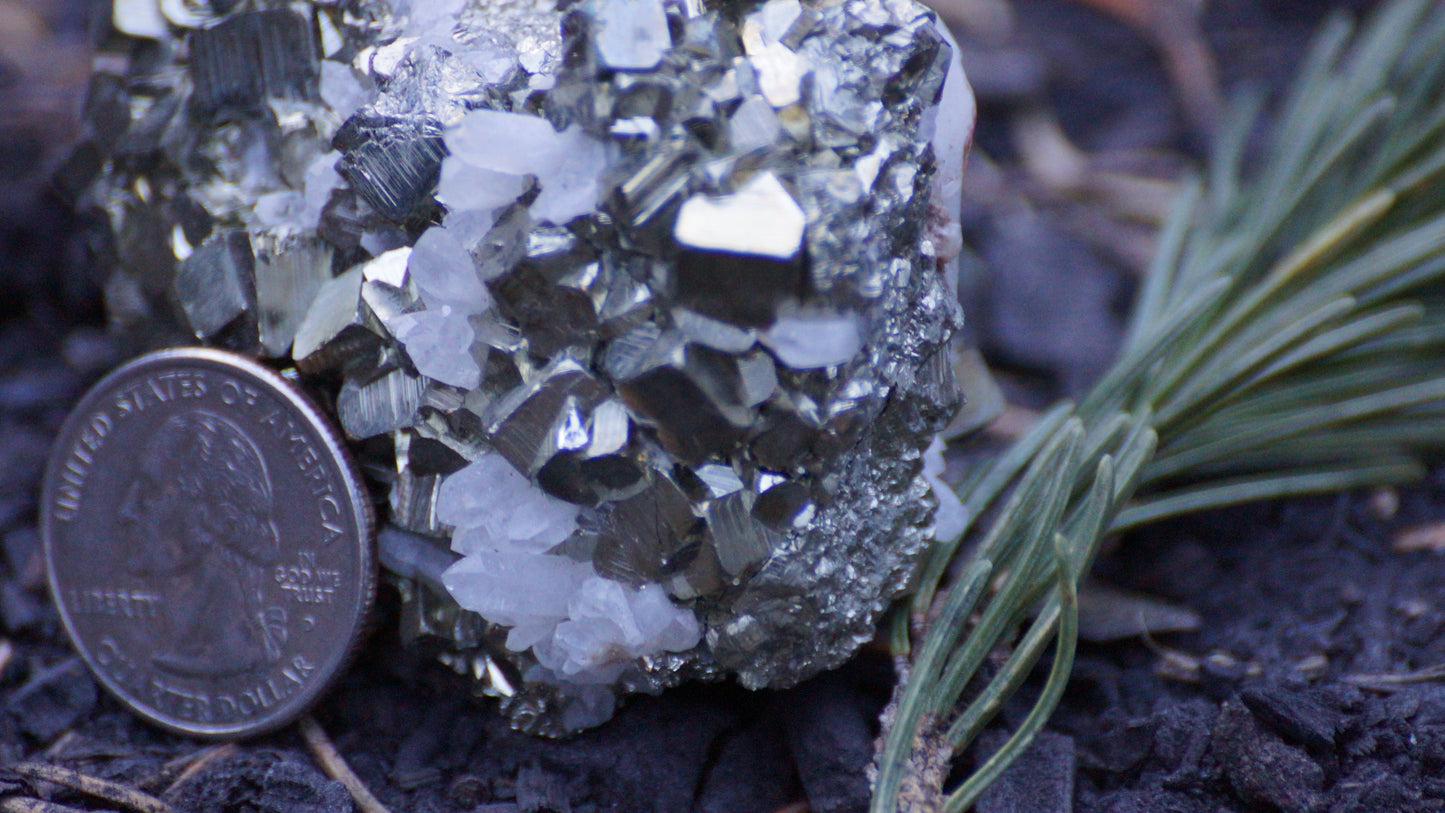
[{"left": 119, "top": 409, "right": 288, "bottom": 678}]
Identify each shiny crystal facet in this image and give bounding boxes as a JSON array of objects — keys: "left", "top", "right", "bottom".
[
  {"left": 338, "top": 368, "right": 426, "bottom": 440},
  {"left": 253, "top": 231, "right": 333, "bottom": 357},
  {"left": 190, "top": 10, "right": 320, "bottom": 114},
  {"left": 173, "top": 231, "right": 256, "bottom": 342}
]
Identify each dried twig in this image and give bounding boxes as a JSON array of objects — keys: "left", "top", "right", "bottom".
[
  {"left": 39, "top": 733, "right": 76, "bottom": 762},
  {"left": 160, "top": 744, "right": 238, "bottom": 796},
  {"left": 12, "top": 763, "right": 174, "bottom": 813},
  {"left": 0, "top": 798, "right": 89, "bottom": 813},
  {"left": 1342, "top": 663, "right": 1445, "bottom": 692},
  {"left": 298, "top": 715, "right": 392, "bottom": 813}
]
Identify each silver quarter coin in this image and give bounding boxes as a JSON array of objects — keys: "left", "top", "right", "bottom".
[{"left": 42, "top": 348, "right": 376, "bottom": 738}]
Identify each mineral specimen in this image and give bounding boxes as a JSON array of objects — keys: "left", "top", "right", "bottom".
[{"left": 77, "top": 0, "right": 975, "bottom": 734}]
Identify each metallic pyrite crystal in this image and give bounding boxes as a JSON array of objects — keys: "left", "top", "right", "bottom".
[{"left": 77, "top": 0, "right": 975, "bottom": 733}]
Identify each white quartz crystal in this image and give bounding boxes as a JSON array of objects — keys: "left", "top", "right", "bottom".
[
  {"left": 924, "top": 21, "right": 976, "bottom": 297},
  {"left": 924, "top": 436, "right": 969, "bottom": 541},
  {"left": 445, "top": 110, "right": 609, "bottom": 224},
  {"left": 762, "top": 309, "right": 863, "bottom": 368},
  {"left": 437, "top": 161, "right": 528, "bottom": 215},
  {"left": 113, "top": 0, "right": 169, "bottom": 39},
  {"left": 390, "top": 305, "right": 482, "bottom": 389},
  {"left": 409, "top": 226, "right": 493, "bottom": 313},
  {"left": 396, "top": 0, "right": 468, "bottom": 42},
  {"left": 302, "top": 152, "right": 342, "bottom": 229},
  {"left": 439, "top": 450, "right": 700, "bottom": 684},
  {"left": 747, "top": 0, "right": 803, "bottom": 45},
  {"left": 321, "top": 61, "right": 370, "bottom": 120},
  {"left": 442, "top": 550, "right": 592, "bottom": 627},
  {"left": 536, "top": 575, "right": 701, "bottom": 682},
  {"left": 252, "top": 191, "right": 306, "bottom": 229},
  {"left": 728, "top": 95, "right": 783, "bottom": 154},
  {"left": 592, "top": 0, "right": 671, "bottom": 71},
  {"left": 438, "top": 452, "right": 581, "bottom": 554}
]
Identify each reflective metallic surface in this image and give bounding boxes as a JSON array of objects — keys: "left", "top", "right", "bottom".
[
  {"left": 74, "top": 0, "right": 975, "bottom": 733},
  {"left": 42, "top": 349, "right": 375, "bottom": 738}
]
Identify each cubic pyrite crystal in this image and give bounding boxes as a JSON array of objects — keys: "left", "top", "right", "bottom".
[{"left": 77, "top": 0, "right": 975, "bottom": 733}]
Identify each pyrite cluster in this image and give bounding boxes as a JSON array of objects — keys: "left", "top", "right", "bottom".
[{"left": 79, "top": 0, "right": 974, "bottom": 733}]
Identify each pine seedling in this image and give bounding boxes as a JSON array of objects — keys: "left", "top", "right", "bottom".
[{"left": 873, "top": 0, "right": 1445, "bottom": 807}]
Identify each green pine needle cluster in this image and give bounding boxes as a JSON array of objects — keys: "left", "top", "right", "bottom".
[{"left": 873, "top": 0, "right": 1445, "bottom": 808}]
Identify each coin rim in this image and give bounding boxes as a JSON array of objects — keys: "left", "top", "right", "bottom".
[{"left": 41, "top": 347, "right": 377, "bottom": 740}]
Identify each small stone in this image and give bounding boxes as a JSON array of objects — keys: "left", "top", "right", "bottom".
[
  {"left": 1241, "top": 685, "right": 1347, "bottom": 751},
  {"left": 975, "top": 731, "right": 1076, "bottom": 813},
  {"left": 1211, "top": 698, "right": 1325, "bottom": 813},
  {"left": 782, "top": 670, "right": 876, "bottom": 813}
]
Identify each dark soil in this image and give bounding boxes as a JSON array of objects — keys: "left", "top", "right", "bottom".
[{"left": 4, "top": 0, "right": 1443, "bottom": 811}]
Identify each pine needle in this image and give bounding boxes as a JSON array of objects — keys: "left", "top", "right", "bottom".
[{"left": 872, "top": 0, "right": 1445, "bottom": 806}]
